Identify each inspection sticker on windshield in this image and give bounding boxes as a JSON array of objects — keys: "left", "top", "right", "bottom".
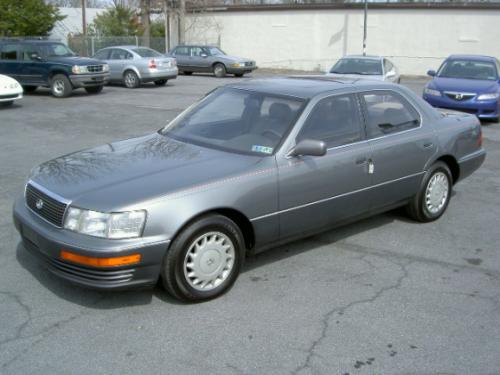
[{"left": 252, "top": 145, "right": 273, "bottom": 154}]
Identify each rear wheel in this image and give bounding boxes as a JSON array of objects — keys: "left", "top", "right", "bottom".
[
  {"left": 85, "top": 85, "right": 103, "bottom": 94},
  {"left": 123, "top": 70, "right": 140, "bottom": 88},
  {"left": 183, "top": 71, "right": 192, "bottom": 76},
  {"left": 154, "top": 79, "right": 168, "bottom": 86},
  {"left": 161, "top": 214, "right": 244, "bottom": 302},
  {"left": 213, "top": 63, "right": 226, "bottom": 78},
  {"left": 407, "top": 161, "right": 452, "bottom": 222},
  {"left": 23, "top": 86, "right": 37, "bottom": 93},
  {"left": 50, "top": 74, "right": 72, "bottom": 98}
]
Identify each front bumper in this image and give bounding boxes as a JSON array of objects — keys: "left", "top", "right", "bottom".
[
  {"left": 423, "top": 93, "right": 499, "bottom": 119},
  {"left": 13, "top": 196, "right": 169, "bottom": 290},
  {"left": 226, "top": 65, "right": 258, "bottom": 74},
  {"left": 0, "top": 91, "right": 23, "bottom": 102},
  {"left": 140, "top": 68, "right": 178, "bottom": 83},
  {"left": 69, "top": 73, "right": 110, "bottom": 88}
]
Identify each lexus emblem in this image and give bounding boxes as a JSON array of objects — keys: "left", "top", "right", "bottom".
[{"left": 35, "top": 199, "right": 44, "bottom": 210}]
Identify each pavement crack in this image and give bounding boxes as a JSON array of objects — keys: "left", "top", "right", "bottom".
[{"left": 290, "top": 261, "right": 410, "bottom": 375}]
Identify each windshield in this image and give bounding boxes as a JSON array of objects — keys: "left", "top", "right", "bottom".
[
  {"left": 330, "top": 58, "right": 383, "bottom": 75},
  {"left": 132, "top": 48, "right": 162, "bottom": 58},
  {"left": 160, "top": 88, "right": 305, "bottom": 156},
  {"left": 438, "top": 59, "right": 498, "bottom": 81},
  {"left": 38, "top": 43, "right": 75, "bottom": 58},
  {"left": 207, "top": 47, "right": 225, "bottom": 56}
]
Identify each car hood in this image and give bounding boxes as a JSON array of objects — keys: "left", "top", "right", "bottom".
[
  {"left": 46, "top": 56, "right": 103, "bottom": 66},
  {"left": 220, "top": 55, "right": 253, "bottom": 63},
  {"left": 0, "top": 74, "right": 20, "bottom": 87},
  {"left": 326, "top": 73, "right": 385, "bottom": 81},
  {"left": 430, "top": 77, "right": 498, "bottom": 93},
  {"left": 29, "top": 133, "right": 265, "bottom": 211}
]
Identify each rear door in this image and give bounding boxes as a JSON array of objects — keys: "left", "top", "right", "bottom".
[
  {"left": 277, "top": 93, "right": 373, "bottom": 240},
  {"left": 359, "top": 90, "right": 437, "bottom": 210},
  {"left": 171, "top": 46, "right": 190, "bottom": 69}
]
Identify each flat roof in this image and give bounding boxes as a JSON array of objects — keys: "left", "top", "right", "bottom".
[{"left": 225, "top": 77, "right": 392, "bottom": 100}]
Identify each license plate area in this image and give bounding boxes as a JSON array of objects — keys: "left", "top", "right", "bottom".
[{"left": 22, "top": 225, "right": 39, "bottom": 247}]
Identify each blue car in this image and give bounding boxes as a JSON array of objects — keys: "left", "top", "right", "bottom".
[{"left": 423, "top": 55, "right": 500, "bottom": 121}]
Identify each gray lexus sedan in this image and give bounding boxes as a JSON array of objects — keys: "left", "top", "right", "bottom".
[{"left": 13, "top": 78, "right": 485, "bottom": 302}]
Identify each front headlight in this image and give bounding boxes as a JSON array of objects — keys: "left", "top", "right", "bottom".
[
  {"left": 102, "top": 64, "right": 109, "bottom": 72},
  {"left": 64, "top": 207, "right": 147, "bottom": 239},
  {"left": 424, "top": 87, "right": 441, "bottom": 97},
  {"left": 477, "top": 92, "right": 499, "bottom": 101},
  {"left": 231, "top": 62, "right": 245, "bottom": 68},
  {"left": 71, "top": 65, "right": 88, "bottom": 74}
]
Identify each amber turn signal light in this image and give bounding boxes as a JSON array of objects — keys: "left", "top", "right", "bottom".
[{"left": 60, "top": 250, "right": 141, "bottom": 268}]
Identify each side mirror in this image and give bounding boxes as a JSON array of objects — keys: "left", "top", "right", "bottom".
[
  {"left": 288, "top": 139, "right": 327, "bottom": 157},
  {"left": 386, "top": 70, "right": 396, "bottom": 78},
  {"left": 31, "top": 53, "right": 42, "bottom": 61},
  {"left": 200, "top": 53, "right": 208, "bottom": 58},
  {"left": 427, "top": 70, "right": 436, "bottom": 77}
]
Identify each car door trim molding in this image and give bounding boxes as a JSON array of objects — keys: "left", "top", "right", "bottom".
[{"left": 250, "top": 170, "right": 425, "bottom": 222}]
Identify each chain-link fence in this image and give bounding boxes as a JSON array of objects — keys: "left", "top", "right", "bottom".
[{"left": 68, "top": 36, "right": 168, "bottom": 57}]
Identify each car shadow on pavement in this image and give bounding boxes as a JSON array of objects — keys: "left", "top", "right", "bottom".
[{"left": 15, "top": 243, "right": 183, "bottom": 309}]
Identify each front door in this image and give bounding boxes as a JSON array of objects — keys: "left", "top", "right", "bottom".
[
  {"left": 18, "top": 44, "right": 45, "bottom": 85},
  {"left": 278, "top": 93, "right": 373, "bottom": 240}
]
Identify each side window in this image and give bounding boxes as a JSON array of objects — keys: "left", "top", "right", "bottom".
[
  {"left": 0, "top": 44, "right": 18, "bottom": 60},
  {"left": 297, "top": 94, "right": 363, "bottom": 148},
  {"left": 190, "top": 47, "right": 203, "bottom": 57},
  {"left": 174, "top": 46, "right": 189, "bottom": 56},
  {"left": 20, "top": 44, "right": 38, "bottom": 61},
  {"left": 94, "top": 49, "right": 110, "bottom": 60},
  {"left": 109, "top": 49, "right": 131, "bottom": 60},
  {"left": 362, "top": 91, "right": 420, "bottom": 139}
]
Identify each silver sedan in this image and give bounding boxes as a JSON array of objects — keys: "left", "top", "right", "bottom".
[
  {"left": 327, "top": 55, "right": 400, "bottom": 83},
  {"left": 93, "top": 46, "right": 178, "bottom": 88}
]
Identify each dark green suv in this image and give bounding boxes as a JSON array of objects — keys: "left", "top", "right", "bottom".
[{"left": 0, "top": 39, "right": 110, "bottom": 98}]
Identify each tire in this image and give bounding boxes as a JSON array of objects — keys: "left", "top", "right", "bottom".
[
  {"left": 213, "top": 63, "right": 226, "bottom": 78},
  {"left": 123, "top": 70, "right": 140, "bottom": 88},
  {"left": 50, "top": 74, "right": 72, "bottom": 98},
  {"left": 23, "top": 86, "right": 37, "bottom": 93},
  {"left": 407, "top": 161, "right": 452, "bottom": 222},
  {"left": 154, "top": 79, "right": 167, "bottom": 86},
  {"left": 161, "top": 214, "right": 245, "bottom": 302},
  {"left": 234, "top": 73, "right": 244, "bottom": 78},
  {"left": 183, "top": 71, "right": 192, "bottom": 76},
  {"left": 85, "top": 85, "right": 103, "bottom": 94}
]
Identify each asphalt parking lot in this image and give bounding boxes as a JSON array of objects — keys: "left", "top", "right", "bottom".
[{"left": 1, "top": 74, "right": 499, "bottom": 375}]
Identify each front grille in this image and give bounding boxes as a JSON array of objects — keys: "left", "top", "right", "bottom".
[
  {"left": 86, "top": 65, "right": 103, "bottom": 73},
  {"left": 444, "top": 92, "right": 475, "bottom": 101},
  {"left": 25, "top": 183, "right": 68, "bottom": 227},
  {"left": 245, "top": 61, "right": 254, "bottom": 67},
  {"left": 0, "top": 94, "right": 19, "bottom": 99}
]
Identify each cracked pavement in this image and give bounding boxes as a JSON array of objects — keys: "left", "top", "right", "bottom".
[{"left": 1, "top": 75, "right": 499, "bottom": 374}]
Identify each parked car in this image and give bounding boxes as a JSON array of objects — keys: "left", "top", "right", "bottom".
[
  {"left": 327, "top": 55, "right": 400, "bottom": 83},
  {"left": 169, "top": 45, "right": 257, "bottom": 77},
  {"left": 0, "top": 39, "right": 109, "bottom": 98},
  {"left": 14, "top": 77, "right": 485, "bottom": 302},
  {"left": 93, "top": 46, "right": 178, "bottom": 88},
  {"left": 0, "top": 74, "right": 23, "bottom": 106},
  {"left": 423, "top": 55, "right": 500, "bottom": 121}
]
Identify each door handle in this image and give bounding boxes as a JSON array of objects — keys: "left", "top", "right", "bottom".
[
  {"left": 355, "top": 157, "right": 367, "bottom": 165},
  {"left": 423, "top": 142, "right": 434, "bottom": 149}
]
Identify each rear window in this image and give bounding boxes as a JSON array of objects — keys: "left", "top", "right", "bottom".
[
  {"left": 132, "top": 48, "right": 162, "bottom": 58},
  {"left": 0, "top": 44, "right": 18, "bottom": 60},
  {"left": 330, "top": 58, "right": 383, "bottom": 75}
]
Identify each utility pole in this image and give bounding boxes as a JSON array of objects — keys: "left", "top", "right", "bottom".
[
  {"left": 163, "top": 0, "right": 170, "bottom": 52},
  {"left": 81, "top": 0, "right": 87, "bottom": 36},
  {"left": 178, "top": 0, "right": 185, "bottom": 45},
  {"left": 363, "top": 0, "right": 367, "bottom": 56}
]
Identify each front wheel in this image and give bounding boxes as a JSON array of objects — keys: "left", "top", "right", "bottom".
[
  {"left": 154, "top": 79, "right": 168, "bottom": 86},
  {"left": 407, "top": 161, "right": 452, "bottom": 222},
  {"left": 161, "top": 215, "right": 244, "bottom": 302},
  {"left": 85, "top": 85, "right": 103, "bottom": 94},
  {"left": 50, "top": 74, "right": 72, "bottom": 98},
  {"left": 213, "top": 63, "right": 226, "bottom": 78},
  {"left": 123, "top": 70, "right": 140, "bottom": 88}
]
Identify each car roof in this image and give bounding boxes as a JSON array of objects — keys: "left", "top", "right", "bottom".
[
  {"left": 225, "top": 77, "right": 394, "bottom": 100},
  {"left": 447, "top": 54, "right": 497, "bottom": 62},
  {"left": 100, "top": 45, "right": 150, "bottom": 50},
  {"left": 341, "top": 55, "right": 384, "bottom": 61}
]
